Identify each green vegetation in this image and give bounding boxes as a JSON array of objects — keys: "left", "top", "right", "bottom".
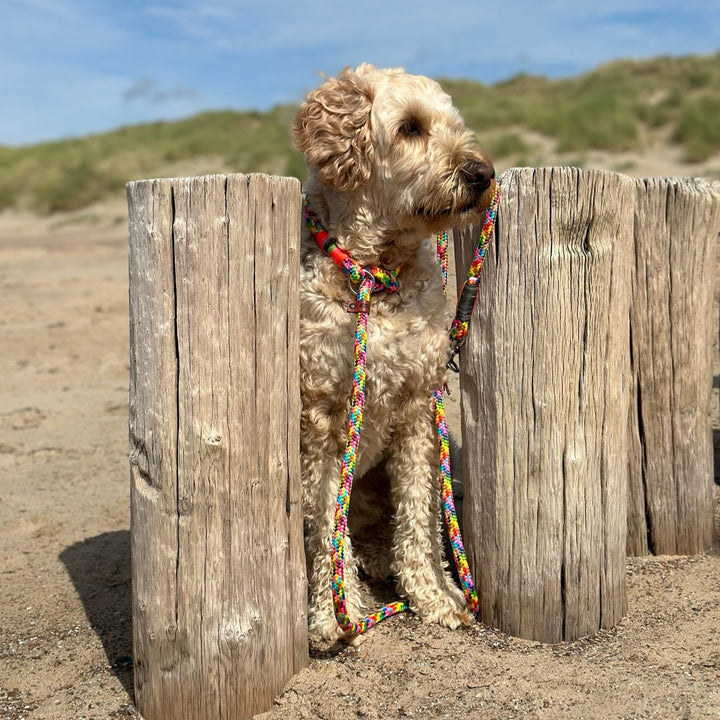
[
  {"left": 0, "top": 106, "right": 303, "bottom": 214},
  {"left": 674, "top": 94, "right": 720, "bottom": 161},
  {"left": 1, "top": 52, "right": 719, "bottom": 215},
  {"left": 444, "top": 52, "right": 720, "bottom": 158}
]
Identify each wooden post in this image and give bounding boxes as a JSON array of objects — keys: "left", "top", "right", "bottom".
[
  {"left": 128, "top": 173, "right": 307, "bottom": 720},
  {"left": 626, "top": 177, "right": 720, "bottom": 556},
  {"left": 456, "top": 167, "right": 632, "bottom": 642}
]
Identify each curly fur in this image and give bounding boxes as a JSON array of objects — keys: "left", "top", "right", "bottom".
[
  {"left": 294, "top": 67, "right": 375, "bottom": 191},
  {"left": 294, "top": 64, "right": 496, "bottom": 644}
]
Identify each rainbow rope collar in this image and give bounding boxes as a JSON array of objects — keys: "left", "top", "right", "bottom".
[
  {"left": 303, "top": 188, "right": 499, "bottom": 636},
  {"left": 303, "top": 196, "right": 401, "bottom": 296}
]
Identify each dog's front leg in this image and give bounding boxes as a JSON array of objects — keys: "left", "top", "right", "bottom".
[
  {"left": 386, "top": 399, "right": 473, "bottom": 629},
  {"left": 301, "top": 447, "right": 366, "bottom": 644}
]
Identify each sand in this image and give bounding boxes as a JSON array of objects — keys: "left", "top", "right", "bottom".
[{"left": 0, "top": 167, "right": 718, "bottom": 720}]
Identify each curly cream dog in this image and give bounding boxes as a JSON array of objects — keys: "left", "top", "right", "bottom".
[{"left": 293, "top": 64, "right": 496, "bottom": 643}]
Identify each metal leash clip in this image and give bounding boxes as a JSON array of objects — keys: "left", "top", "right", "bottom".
[
  {"left": 347, "top": 270, "right": 376, "bottom": 313},
  {"left": 446, "top": 338, "right": 464, "bottom": 372},
  {"left": 347, "top": 269, "right": 378, "bottom": 296}
]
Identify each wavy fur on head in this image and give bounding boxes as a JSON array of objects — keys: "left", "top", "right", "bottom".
[
  {"left": 295, "top": 64, "right": 495, "bottom": 645},
  {"left": 293, "top": 67, "right": 375, "bottom": 191}
]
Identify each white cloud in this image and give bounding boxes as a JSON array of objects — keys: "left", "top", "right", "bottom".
[{"left": 123, "top": 78, "right": 200, "bottom": 104}]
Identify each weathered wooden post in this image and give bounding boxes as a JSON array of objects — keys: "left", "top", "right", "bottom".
[
  {"left": 626, "top": 177, "right": 720, "bottom": 556},
  {"left": 456, "top": 167, "right": 632, "bottom": 642},
  {"left": 128, "top": 173, "right": 307, "bottom": 720}
]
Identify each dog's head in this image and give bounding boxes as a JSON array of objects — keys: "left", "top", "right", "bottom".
[{"left": 293, "top": 64, "right": 495, "bottom": 235}]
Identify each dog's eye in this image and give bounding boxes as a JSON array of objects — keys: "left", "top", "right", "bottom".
[{"left": 398, "top": 118, "right": 424, "bottom": 138}]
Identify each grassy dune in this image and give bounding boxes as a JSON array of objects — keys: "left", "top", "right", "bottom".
[
  {"left": 1, "top": 52, "right": 719, "bottom": 215},
  {"left": 446, "top": 52, "right": 720, "bottom": 159}
]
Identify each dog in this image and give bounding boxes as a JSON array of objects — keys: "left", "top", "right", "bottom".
[{"left": 293, "top": 63, "right": 496, "bottom": 644}]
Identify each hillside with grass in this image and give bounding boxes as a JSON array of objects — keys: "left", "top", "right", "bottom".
[{"left": 1, "top": 52, "right": 719, "bottom": 216}]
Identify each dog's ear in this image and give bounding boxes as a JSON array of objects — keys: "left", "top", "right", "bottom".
[{"left": 293, "top": 67, "right": 374, "bottom": 191}]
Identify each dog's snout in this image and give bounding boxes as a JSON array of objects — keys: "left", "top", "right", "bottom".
[{"left": 462, "top": 161, "right": 494, "bottom": 192}]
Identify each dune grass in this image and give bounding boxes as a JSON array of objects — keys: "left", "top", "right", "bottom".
[
  {"left": 0, "top": 51, "right": 718, "bottom": 215},
  {"left": 0, "top": 107, "right": 303, "bottom": 214},
  {"left": 444, "top": 52, "right": 720, "bottom": 159}
]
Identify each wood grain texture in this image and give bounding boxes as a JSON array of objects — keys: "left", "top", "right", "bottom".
[
  {"left": 128, "top": 173, "right": 306, "bottom": 720},
  {"left": 456, "top": 167, "right": 633, "bottom": 642},
  {"left": 627, "top": 178, "right": 720, "bottom": 556}
]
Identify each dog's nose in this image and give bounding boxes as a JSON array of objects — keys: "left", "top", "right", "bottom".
[{"left": 462, "top": 161, "right": 494, "bottom": 192}]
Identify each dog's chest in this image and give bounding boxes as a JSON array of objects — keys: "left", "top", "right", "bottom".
[
  {"left": 300, "top": 287, "right": 448, "bottom": 407},
  {"left": 365, "top": 305, "right": 446, "bottom": 395}
]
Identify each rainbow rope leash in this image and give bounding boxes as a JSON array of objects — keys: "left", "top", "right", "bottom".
[
  {"left": 330, "top": 272, "right": 410, "bottom": 634},
  {"left": 434, "top": 181, "right": 500, "bottom": 612},
  {"left": 437, "top": 230, "right": 449, "bottom": 289},
  {"left": 432, "top": 180, "right": 499, "bottom": 613},
  {"left": 446, "top": 181, "right": 500, "bottom": 371},
  {"left": 304, "top": 196, "right": 407, "bottom": 634},
  {"left": 304, "top": 187, "right": 499, "bottom": 635},
  {"left": 433, "top": 387, "right": 478, "bottom": 612}
]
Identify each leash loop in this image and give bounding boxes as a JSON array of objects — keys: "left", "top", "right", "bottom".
[
  {"left": 348, "top": 268, "right": 378, "bottom": 297},
  {"left": 331, "top": 273, "right": 410, "bottom": 634},
  {"left": 303, "top": 196, "right": 401, "bottom": 296}
]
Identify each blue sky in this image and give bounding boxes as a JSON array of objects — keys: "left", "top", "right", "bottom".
[{"left": 2, "top": 0, "right": 718, "bottom": 146}]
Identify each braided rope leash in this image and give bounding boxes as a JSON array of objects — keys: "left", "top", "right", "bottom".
[
  {"left": 304, "top": 185, "right": 499, "bottom": 635},
  {"left": 437, "top": 230, "right": 449, "bottom": 290},
  {"left": 446, "top": 181, "right": 500, "bottom": 371},
  {"left": 434, "top": 179, "right": 500, "bottom": 613},
  {"left": 304, "top": 198, "right": 408, "bottom": 635},
  {"left": 330, "top": 272, "right": 410, "bottom": 634},
  {"left": 433, "top": 387, "right": 478, "bottom": 612}
]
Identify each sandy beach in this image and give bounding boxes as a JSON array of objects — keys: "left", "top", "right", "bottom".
[{"left": 0, "top": 169, "right": 718, "bottom": 719}]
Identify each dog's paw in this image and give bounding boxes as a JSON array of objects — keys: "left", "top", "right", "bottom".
[
  {"left": 356, "top": 549, "right": 393, "bottom": 581},
  {"left": 416, "top": 595, "right": 475, "bottom": 629},
  {"left": 308, "top": 616, "right": 366, "bottom": 649},
  {"left": 309, "top": 613, "right": 344, "bottom": 642}
]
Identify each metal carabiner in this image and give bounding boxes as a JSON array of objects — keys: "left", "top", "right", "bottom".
[
  {"left": 446, "top": 338, "right": 465, "bottom": 373},
  {"left": 348, "top": 269, "right": 376, "bottom": 296}
]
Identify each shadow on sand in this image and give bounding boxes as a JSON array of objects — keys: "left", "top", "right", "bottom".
[{"left": 60, "top": 530, "right": 133, "bottom": 698}]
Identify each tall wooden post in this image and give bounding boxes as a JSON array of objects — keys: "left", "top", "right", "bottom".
[
  {"left": 128, "top": 173, "right": 307, "bottom": 720},
  {"left": 456, "top": 167, "right": 632, "bottom": 642},
  {"left": 626, "top": 177, "right": 720, "bottom": 556}
]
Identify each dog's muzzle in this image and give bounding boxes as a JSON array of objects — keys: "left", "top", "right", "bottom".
[
  {"left": 413, "top": 160, "right": 495, "bottom": 222},
  {"left": 461, "top": 160, "right": 494, "bottom": 199}
]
